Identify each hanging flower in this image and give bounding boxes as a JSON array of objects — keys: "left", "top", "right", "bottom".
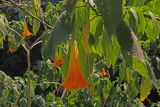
[
  {"left": 101, "top": 68, "right": 107, "bottom": 77},
  {"left": 61, "top": 40, "right": 89, "bottom": 89},
  {"left": 22, "top": 21, "right": 32, "bottom": 37},
  {"left": 53, "top": 52, "right": 63, "bottom": 68},
  {"left": 8, "top": 47, "right": 17, "bottom": 54}
]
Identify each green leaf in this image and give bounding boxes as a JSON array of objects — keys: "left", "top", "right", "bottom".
[
  {"left": 95, "top": 19, "right": 103, "bottom": 40},
  {"left": 102, "top": 31, "right": 120, "bottom": 66},
  {"left": 128, "top": 79, "right": 138, "bottom": 99},
  {"left": 130, "top": 8, "right": 138, "bottom": 25},
  {"left": 136, "top": 8, "right": 145, "bottom": 34},
  {"left": 75, "top": 1, "right": 86, "bottom": 31},
  {"left": 61, "top": 51, "right": 70, "bottom": 79},
  {"left": 111, "top": 35, "right": 120, "bottom": 65},
  {"left": 125, "top": 68, "right": 133, "bottom": 84},
  {"left": 149, "top": 11, "right": 158, "bottom": 31},
  {"left": 132, "top": 57, "right": 149, "bottom": 79},
  {"left": 153, "top": 0, "right": 160, "bottom": 16},
  {"left": 0, "top": 15, "right": 8, "bottom": 35},
  {"left": 146, "top": 61, "right": 160, "bottom": 89},
  {"left": 116, "top": 21, "right": 144, "bottom": 60},
  {"left": 102, "top": 29, "right": 112, "bottom": 66},
  {"left": 19, "top": 97, "right": 27, "bottom": 107},
  {"left": 116, "top": 21, "right": 134, "bottom": 53},
  {"left": 140, "top": 78, "right": 152, "bottom": 101},
  {"left": 42, "top": 11, "right": 71, "bottom": 59},
  {"left": 33, "top": 19, "right": 40, "bottom": 34},
  {"left": 94, "top": 0, "right": 122, "bottom": 34},
  {"left": 145, "top": 19, "right": 157, "bottom": 40},
  {"left": 94, "top": 37, "right": 103, "bottom": 56}
]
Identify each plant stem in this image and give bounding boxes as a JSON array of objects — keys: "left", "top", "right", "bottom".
[
  {"left": 27, "top": 49, "right": 31, "bottom": 107},
  {"left": 61, "top": 88, "right": 67, "bottom": 98},
  {"left": 13, "top": 91, "right": 23, "bottom": 107}
]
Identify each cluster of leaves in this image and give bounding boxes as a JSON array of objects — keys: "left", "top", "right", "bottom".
[{"left": 0, "top": 0, "right": 160, "bottom": 107}]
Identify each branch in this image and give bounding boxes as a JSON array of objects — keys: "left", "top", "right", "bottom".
[
  {"left": 30, "top": 40, "right": 42, "bottom": 49},
  {"left": 13, "top": 90, "right": 23, "bottom": 107},
  {"left": 8, "top": 0, "right": 53, "bottom": 29}
]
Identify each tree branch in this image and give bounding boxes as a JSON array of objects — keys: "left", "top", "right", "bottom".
[{"left": 8, "top": 0, "right": 53, "bottom": 29}]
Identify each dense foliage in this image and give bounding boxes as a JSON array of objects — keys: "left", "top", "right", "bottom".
[{"left": 0, "top": 0, "right": 160, "bottom": 107}]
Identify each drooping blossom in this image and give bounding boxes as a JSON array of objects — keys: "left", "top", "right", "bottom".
[
  {"left": 22, "top": 21, "right": 32, "bottom": 37},
  {"left": 61, "top": 40, "right": 89, "bottom": 89}
]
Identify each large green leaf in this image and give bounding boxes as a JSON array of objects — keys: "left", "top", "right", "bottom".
[
  {"left": 116, "top": 21, "right": 150, "bottom": 79},
  {"left": 42, "top": 11, "right": 71, "bottom": 59},
  {"left": 102, "top": 29, "right": 112, "bottom": 66},
  {"left": 116, "top": 21, "right": 144, "bottom": 59},
  {"left": 128, "top": 79, "right": 138, "bottom": 99},
  {"left": 136, "top": 8, "right": 146, "bottom": 35},
  {"left": 132, "top": 57, "right": 149, "bottom": 79},
  {"left": 140, "top": 78, "right": 152, "bottom": 101},
  {"left": 116, "top": 21, "right": 134, "bottom": 53},
  {"left": 94, "top": 0, "right": 122, "bottom": 34},
  {"left": 102, "top": 30, "right": 120, "bottom": 66},
  {"left": 33, "top": 19, "right": 40, "bottom": 35}
]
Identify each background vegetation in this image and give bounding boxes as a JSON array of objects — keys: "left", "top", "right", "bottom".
[{"left": 0, "top": 0, "right": 160, "bottom": 107}]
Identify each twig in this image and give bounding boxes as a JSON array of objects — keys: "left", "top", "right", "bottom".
[
  {"left": 8, "top": 0, "right": 53, "bottom": 29},
  {"left": 6, "top": 24, "right": 22, "bottom": 39},
  {"left": 30, "top": 31, "right": 48, "bottom": 49},
  {"left": 36, "top": 81, "right": 61, "bottom": 86},
  {"left": 13, "top": 91, "right": 23, "bottom": 107},
  {"left": 22, "top": 44, "right": 28, "bottom": 52},
  {"left": 30, "top": 40, "right": 42, "bottom": 49},
  {"left": 61, "top": 88, "right": 67, "bottom": 98}
]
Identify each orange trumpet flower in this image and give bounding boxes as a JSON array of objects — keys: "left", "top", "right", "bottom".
[
  {"left": 53, "top": 52, "right": 63, "bottom": 68},
  {"left": 22, "top": 22, "right": 32, "bottom": 37},
  {"left": 61, "top": 41, "right": 89, "bottom": 89},
  {"left": 101, "top": 68, "right": 107, "bottom": 76}
]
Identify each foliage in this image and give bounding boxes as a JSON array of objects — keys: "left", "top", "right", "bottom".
[{"left": 0, "top": 0, "right": 160, "bottom": 106}]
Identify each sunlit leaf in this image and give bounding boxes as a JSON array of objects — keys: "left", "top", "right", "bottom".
[
  {"left": 140, "top": 78, "right": 152, "bottom": 101},
  {"left": 128, "top": 79, "right": 138, "bottom": 99},
  {"left": 33, "top": 19, "right": 40, "bottom": 35},
  {"left": 153, "top": 0, "right": 160, "bottom": 16},
  {"left": 132, "top": 57, "right": 149, "bottom": 79},
  {"left": 130, "top": 8, "right": 138, "bottom": 24},
  {"left": 0, "top": 15, "right": 8, "bottom": 35}
]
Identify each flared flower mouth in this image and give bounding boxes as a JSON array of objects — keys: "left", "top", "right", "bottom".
[
  {"left": 61, "top": 40, "right": 89, "bottom": 89},
  {"left": 22, "top": 22, "right": 32, "bottom": 37}
]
